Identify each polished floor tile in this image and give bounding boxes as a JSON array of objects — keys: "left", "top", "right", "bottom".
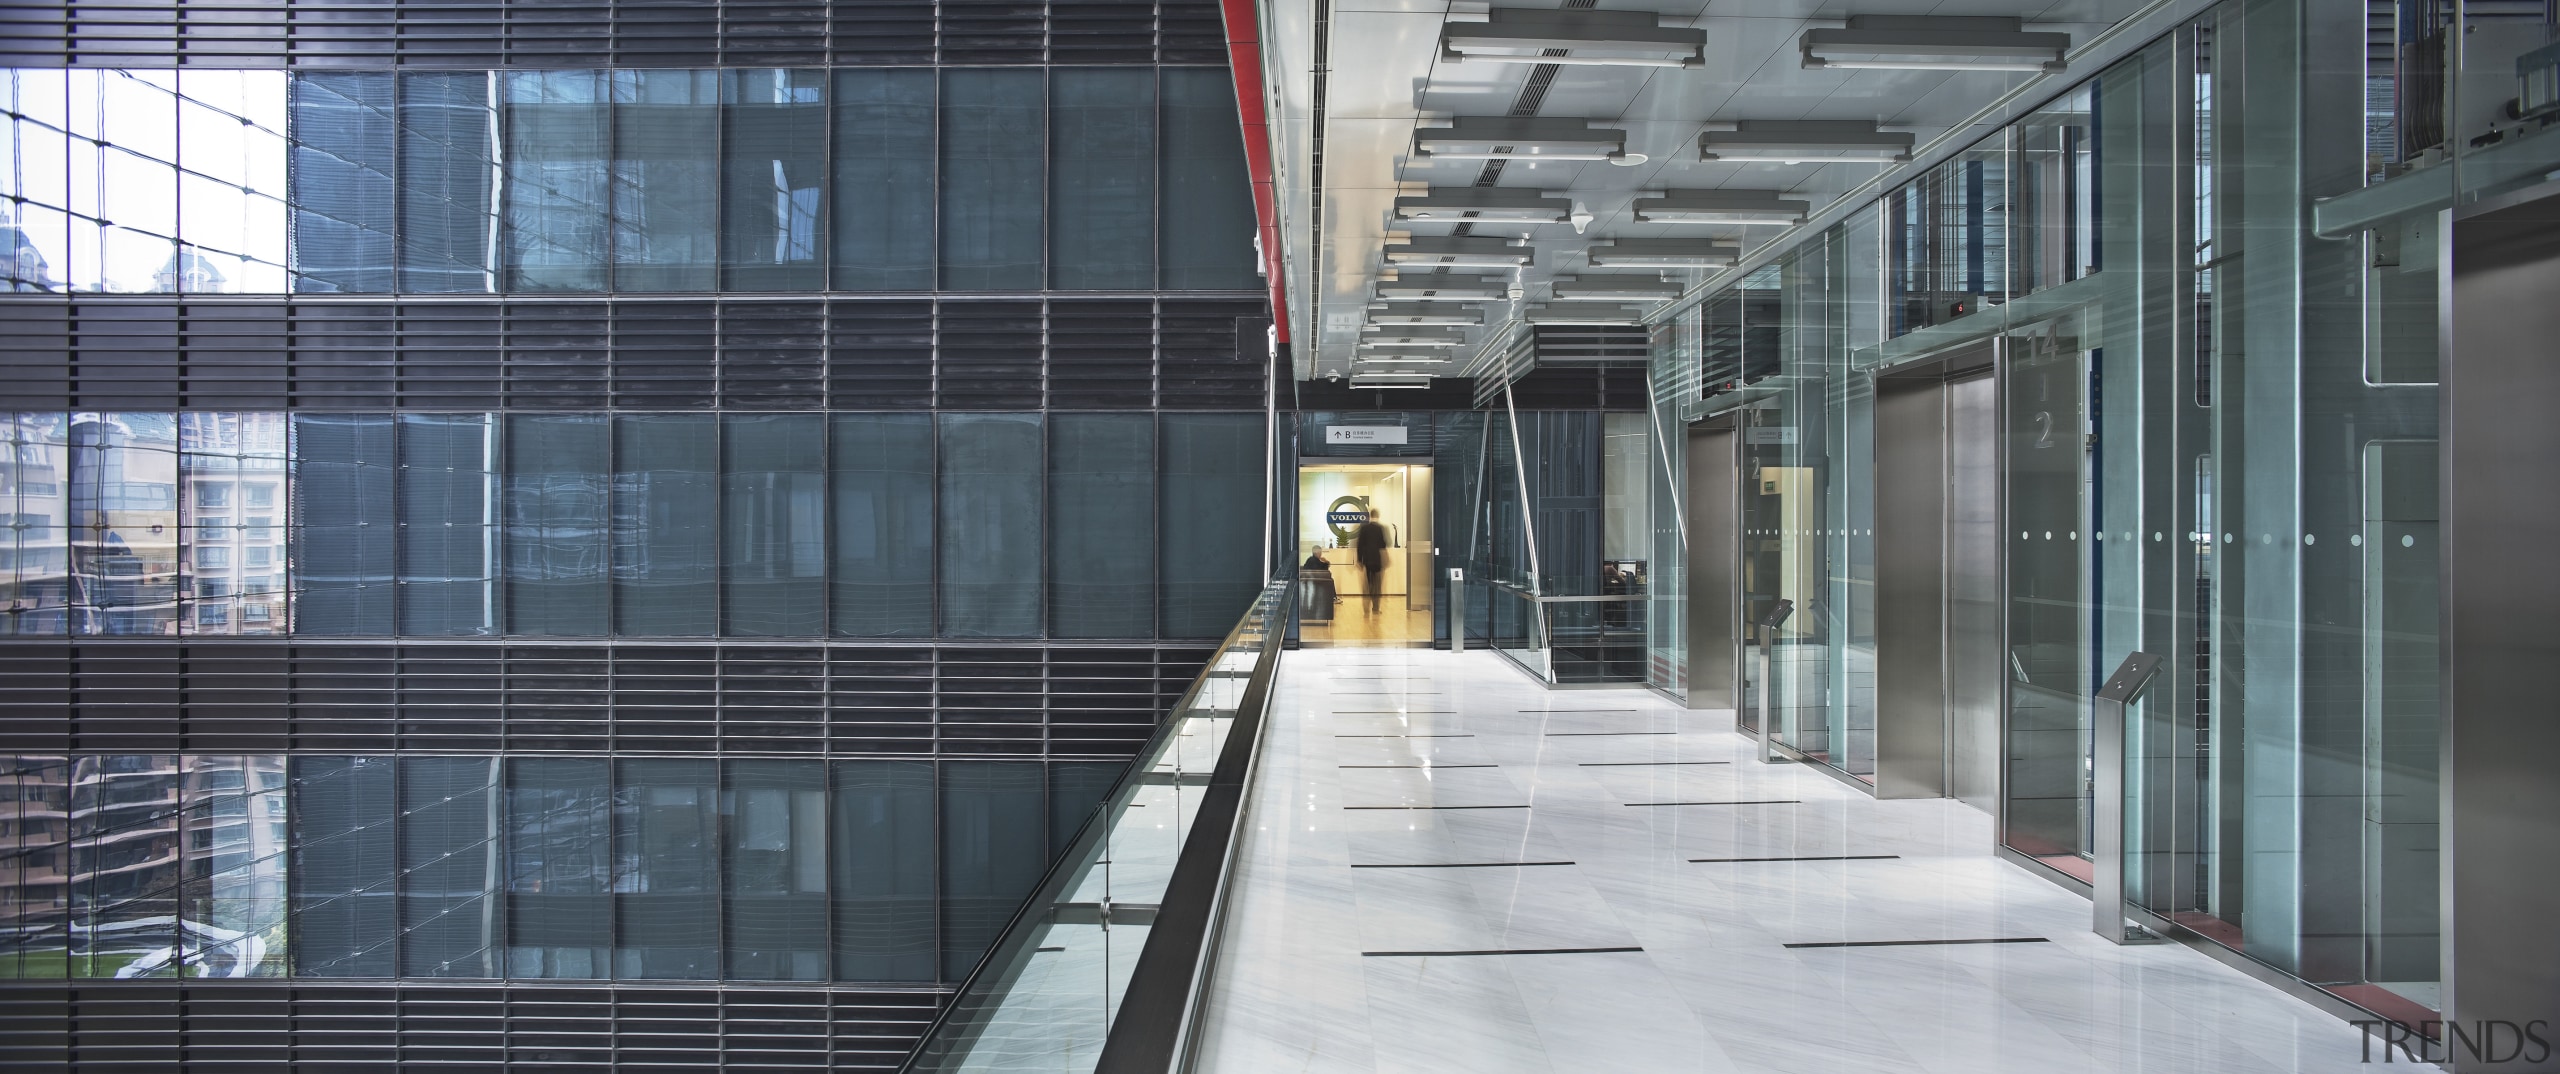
[{"left": 1193, "top": 649, "right": 2375, "bottom": 1074}]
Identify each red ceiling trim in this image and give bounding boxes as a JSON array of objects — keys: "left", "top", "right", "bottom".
[{"left": 1218, "top": 0, "right": 1290, "bottom": 343}]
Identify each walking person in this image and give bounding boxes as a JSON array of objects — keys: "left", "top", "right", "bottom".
[{"left": 1353, "top": 509, "right": 1390, "bottom": 617}]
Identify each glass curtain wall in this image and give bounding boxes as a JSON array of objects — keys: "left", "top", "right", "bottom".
[
  {"left": 0, "top": 67, "right": 1257, "bottom": 294},
  {"left": 0, "top": 411, "right": 1264, "bottom": 640},
  {"left": 0, "top": 753, "right": 1129, "bottom": 986},
  {"left": 1642, "top": 0, "right": 2449, "bottom": 1027}
]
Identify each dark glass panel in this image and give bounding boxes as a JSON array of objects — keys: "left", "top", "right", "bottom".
[
  {"left": 1049, "top": 69, "right": 1155, "bottom": 290},
  {"left": 831, "top": 70, "right": 935, "bottom": 291},
  {"left": 939, "top": 70, "right": 1045, "bottom": 290},
  {"left": 288, "top": 414, "right": 395, "bottom": 636},
  {"left": 1160, "top": 413, "right": 1263, "bottom": 636},
  {"left": 500, "top": 71, "right": 610, "bottom": 292},
  {"left": 938, "top": 760, "right": 1044, "bottom": 980},
  {"left": 288, "top": 72, "right": 396, "bottom": 293},
  {"left": 611, "top": 70, "right": 720, "bottom": 292},
  {"left": 722, "top": 414, "right": 827, "bottom": 636},
  {"left": 722, "top": 759, "right": 827, "bottom": 981},
  {"left": 612, "top": 414, "right": 719, "bottom": 636},
  {"left": 396, "top": 414, "right": 499, "bottom": 636},
  {"left": 503, "top": 414, "right": 608, "bottom": 636},
  {"left": 395, "top": 73, "right": 498, "bottom": 293},
  {"left": 397, "top": 756, "right": 501, "bottom": 978},
  {"left": 66, "top": 414, "right": 179, "bottom": 637},
  {"left": 67, "top": 755, "right": 180, "bottom": 977},
  {"left": 1048, "top": 414, "right": 1153, "bottom": 637},
  {"left": 612, "top": 758, "right": 718, "bottom": 979},
  {"left": 939, "top": 414, "right": 1043, "bottom": 637},
  {"left": 721, "top": 70, "right": 827, "bottom": 292},
  {"left": 1047, "top": 761, "right": 1121, "bottom": 857},
  {"left": 288, "top": 755, "right": 396, "bottom": 977},
  {"left": 504, "top": 757, "right": 611, "bottom": 979},
  {"left": 831, "top": 760, "right": 936, "bottom": 983},
  {"left": 829, "top": 413, "right": 934, "bottom": 638},
  {"left": 0, "top": 756, "right": 73, "bottom": 977},
  {"left": 1158, "top": 68, "right": 1260, "bottom": 290}
]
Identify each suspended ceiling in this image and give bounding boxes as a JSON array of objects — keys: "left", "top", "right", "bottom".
[{"left": 1254, "top": 0, "right": 2160, "bottom": 383}]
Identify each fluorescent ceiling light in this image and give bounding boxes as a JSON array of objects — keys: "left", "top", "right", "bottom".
[
  {"left": 1442, "top": 8, "right": 1706, "bottom": 69},
  {"left": 1394, "top": 187, "right": 1573, "bottom": 223},
  {"left": 1356, "top": 354, "right": 1455, "bottom": 365},
  {"left": 1525, "top": 303, "right": 1647, "bottom": 325},
  {"left": 1383, "top": 235, "right": 1535, "bottom": 267},
  {"left": 1367, "top": 302, "right": 1487, "bottom": 325},
  {"left": 1633, "top": 189, "right": 1811, "bottom": 225},
  {"left": 1586, "top": 238, "right": 1739, "bottom": 268},
  {"left": 1802, "top": 16, "right": 2069, "bottom": 73},
  {"left": 1415, "top": 117, "right": 1632, "bottom": 163},
  {"left": 1699, "top": 121, "right": 1914, "bottom": 164},
  {"left": 1374, "top": 272, "right": 1513, "bottom": 301},
  {"left": 1551, "top": 274, "right": 1682, "bottom": 300},
  {"left": 1359, "top": 325, "right": 1471, "bottom": 346},
  {"left": 1349, "top": 376, "right": 1438, "bottom": 388}
]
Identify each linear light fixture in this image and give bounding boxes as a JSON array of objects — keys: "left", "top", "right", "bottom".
[
  {"left": 1698, "top": 121, "right": 1914, "bottom": 164},
  {"left": 1585, "top": 238, "right": 1740, "bottom": 269},
  {"left": 1442, "top": 8, "right": 1707, "bottom": 69},
  {"left": 1550, "top": 274, "right": 1682, "bottom": 300},
  {"left": 1393, "top": 187, "right": 1574, "bottom": 223},
  {"left": 1802, "top": 16, "right": 2069, "bottom": 73},
  {"left": 1383, "top": 235, "right": 1535, "bottom": 267},
  {"left": 1633, "top": 189, "right": 1811, "bottom": 225},
  {"left": 1414, "top": 117, "right": 1636, "bottom": 164},
  {"left": 1349, "top": 374, "right": 1438, "bottom": 388},
  {"left": 1525, "top": 302, "right": 1647, "bottom": 325},
  {"left": 1367, "top": 302, "right": 1487, "bottom": 325},
  {"left": 1355, "top": 353, "right": 1455, "bottom": 365},
  {"left": 1360, "top": 325, "right": 1471, "bottom": 347},
  {"left": 1374, "top": 272, "right": 1513, "bottom": 301}
]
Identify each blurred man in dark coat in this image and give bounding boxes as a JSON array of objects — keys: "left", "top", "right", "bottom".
[{"left": 1354, "top": 509, "right": 1390, "bottom": 616}]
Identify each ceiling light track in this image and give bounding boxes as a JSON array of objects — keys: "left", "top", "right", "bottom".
[
  {"left": 1801, "top": 15, "right": 2070, "bottom": 74},
  {"left": 1585, "top": 238, "right": 1740, "bottom": 269},
  {"left": 1383, "top": 235, "right": 1535, "bottom": 267},
  {"left": 1441, "top": 7, "right": 1707, "bottom": 69},
  {"left": 1633, "top": 189, "right": 1811, "bottom": 225},
  {"left": 1395, "top": 187, "right": 1573, "bottom": 223},
  {"left": 1698, "top": 120, "right": 1914, "bottom": 164},
  {"left": 1415, "top": 117, "right": 1633, "bottom": 164}
]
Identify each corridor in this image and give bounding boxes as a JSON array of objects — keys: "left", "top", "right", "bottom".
[{"left": 1193, "top": 649, "right": 2375, "bottom": 1074}]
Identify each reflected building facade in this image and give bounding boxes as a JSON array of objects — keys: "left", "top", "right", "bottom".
[{"left": 0, "top": 2, "right": 1274, "bottom": 1066}]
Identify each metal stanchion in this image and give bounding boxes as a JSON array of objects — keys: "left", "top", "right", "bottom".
[
  {"left": 2093, "top": 651, "right": 2166, "bottom": 944},
  {"left": 1756, "top": 599, "right": 1792, "bottom": 765},
  {"left": 1445, "top": 567, "right": 1464, "bottom": 650}
]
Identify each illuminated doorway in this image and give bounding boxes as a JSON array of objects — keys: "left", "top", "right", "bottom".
[{"left": 1294, "top": 462, "right": 1433, "bottom": 646}]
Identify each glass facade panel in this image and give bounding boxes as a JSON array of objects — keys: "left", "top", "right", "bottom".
[
  {"left": 68, "top": 414, "right": 178, "bottom": 636},
  {"left": 1159, "top": 68, "right": 1259, "bottom": 290},
  {"left": 500, "top": 71, "right": 610, "bottom": 292},
  {"left": 0, "top": 756, "right": 72, "bottom": 977},
  {"left": 176, "top": 755, "right": 287, "bottom": 977},
  {"left": 1048, "top": 69, "right": 1154, "bottom": 290},
  {"left": 395, "top": 755, "right": 500, "bottom": 978},
  {"left": 720, "top": 70, "right": 827, "bottom": 292},
  {"left": 938, "top": 413, "right": 1043, "bottom": 637},
  {"left": 503, "top": 414, "right": 609, "bottom": 636},
  {"left": 938, "top": 69, "right": 1045, "bottom": 291},
  {"left": 830, "top": 413, "right": 934, "bottom": 638},
  {"left": 722, "top": 414, "right": 826, "bottom": 636},
  {"left": 832, "top": 70, "right": 936, "bottom": 291},
  {"left": 287, "top": 72, "right": 397, "bottom": 293},
  {"left": 938, "top": 760, "right": 1044, "bottom": 981},
  {"left": 610, "top": 69, "right": 720, "bottom": 293},
  {"left": 612, "top": 758, "right": 718, "bottom": 979},
  {"left": 722, "top": 759, "right": 827, "bottom": 981},
  {"left": 395, "top": 414, "right": 498, "bottom": 636},
  {"left": 287, "top": 755, "right": 395, "bottom": 977},
  {"left": 503, "top": 757, "right": 611, "bottom": 979},
  {"left": 612, "top": 413, "right": 719, "bottom": 637},
  {"left": 395, "top": 73, "right": 499, "bottom": 293},
  {"left": 831, "top": 759, "right": 937, "bottom": 983},
  {"left": 1049, "top": 413, "right": 1154, "bottom": 638},
  {"left": 67, "top": 754, "right": 181, "bottom": 976},
  {"left": 288, "top": 414, "right": 395, "bottom": 635},
  {"left": 1159, "top": 413, "right": 1261, "bottom": 637}
]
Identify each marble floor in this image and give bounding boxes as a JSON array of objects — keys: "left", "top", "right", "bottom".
[{"left": 1192, "top": 648, "right": 2376, "bottom": 1074}]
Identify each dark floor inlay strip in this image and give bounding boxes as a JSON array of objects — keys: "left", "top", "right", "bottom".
[
  {"left": 1351, "top": 861, "right": 1574, "bottom": 869},
  {"left": 1624, "top": 800, "right": 1801, "bottom": 806},
  {"left": 1578, "top": 761, "right": 1732, "bottom": 766},
  {"left": 1690, "top": 854, "right": 1901, "bottom": 863},
  {"left": 1335, "top": 734, "right": 1475, "bottom": 738},
  {"left": 1343, "top": 804, "right": 1531, "bottom": 810},
  {"left": 1545, "top": 731, "right": 1677, "bottom": 736},
  {"left": 1339, "top": 764, "right": 1498, "bottom": 769},
  {"left": 1362, "top": 946, "right": 1643, "bottom": 957},
  {"left": 1785, "top": 937, "right": 2049, "bottom": 950}
]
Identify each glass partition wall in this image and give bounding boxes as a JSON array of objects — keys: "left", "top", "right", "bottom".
[{"left": 1640, "top": 0, "right": 2448, "bottom": 1031}]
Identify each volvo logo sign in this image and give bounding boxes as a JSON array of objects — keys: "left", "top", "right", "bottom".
[{"left": 1325, "top": 495, "right": 1372, "bottom": 541}]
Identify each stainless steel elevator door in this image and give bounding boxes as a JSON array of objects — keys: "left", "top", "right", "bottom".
[
  {"left": 1686, "top": 425, "right": 1739, "bottom": 712},
  {"left": 1945, "top": 370, "right": 2001, "bottom": 810}
]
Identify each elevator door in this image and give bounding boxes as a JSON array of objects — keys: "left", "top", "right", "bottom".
[
  {"left": 1873, "top": 352, "right": 2000, "bottom": 803},
  {"left": 1685, "top": 423, "right": 1739, "bottom": 713},
  {"left": 1944, "top": 370, "right": 2000, "bottom": 808}
]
